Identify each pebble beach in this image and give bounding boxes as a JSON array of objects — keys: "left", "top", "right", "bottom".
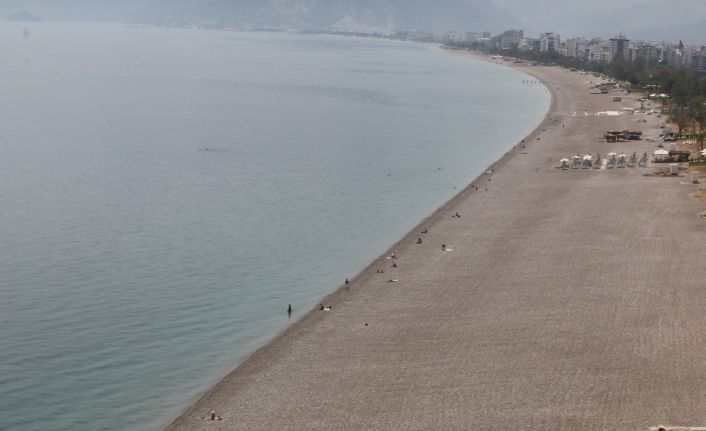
[{"left": 166, "top": 53, "right": 706, "bottom": 431}]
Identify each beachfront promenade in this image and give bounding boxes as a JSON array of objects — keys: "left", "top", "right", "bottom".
[{"left": 168, "top": 62, "right": 706, "bottom": 430}]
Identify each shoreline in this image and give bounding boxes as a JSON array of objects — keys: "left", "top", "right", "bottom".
[
  {"left": 167, "top": 44, "right": 706, "bottom": 430},
  {"left": 164, "top": 47, "right": 557, "bottom": 429}
]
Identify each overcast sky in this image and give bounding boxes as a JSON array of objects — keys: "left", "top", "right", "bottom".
[{"left": 495, "top": 0, "right": 706, "bottom": 43}]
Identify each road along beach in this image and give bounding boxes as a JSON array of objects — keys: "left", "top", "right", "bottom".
[{"left": 167, "top": 54, "right": 706, "bottom": 430}]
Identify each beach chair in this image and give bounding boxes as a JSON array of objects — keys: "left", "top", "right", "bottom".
[
  {"left": 617, "top": 154, "right": 627, "bottom": 168},
  {"left": 571, "top": 156, "right": 581, "bottom": 169}
]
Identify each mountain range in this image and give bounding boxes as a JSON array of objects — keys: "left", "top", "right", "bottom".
[
  {"left": 0, "top": 0, "right": 520, "bottom": 32},
  {"left": 2, "top": 0, "right": 705, "bottom": 43}
]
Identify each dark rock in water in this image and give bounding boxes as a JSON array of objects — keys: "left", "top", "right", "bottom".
[{"left": 6, "top": 11, "right": 42, "bottom": 22}]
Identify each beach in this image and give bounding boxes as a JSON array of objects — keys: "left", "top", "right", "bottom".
[{"left": 167, "top": 53, "right": 706, "bottom": 430}]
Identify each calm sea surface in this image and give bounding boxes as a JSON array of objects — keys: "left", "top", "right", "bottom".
[{"left": 0, "top": 24, "right": 549, "bottom": 431}]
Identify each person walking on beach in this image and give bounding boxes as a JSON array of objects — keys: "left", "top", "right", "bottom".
[
  {"left": 345, "top": 278, "right": 350, "bottom": 291},
  {"left": 287, "top": 304, "right": 292, "bottom": 317}
]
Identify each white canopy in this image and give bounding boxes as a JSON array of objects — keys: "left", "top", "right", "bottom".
[
  {"left": 607, "top": 152, "right": 617, "bottom": 156},
  {"left": 560, "top": 158, "right": 569, "bottom": 162},
  {"left": 654, "top": 149, "right": 669, "bottom": 155},
  {"left": 619, "top": 154, "right": 627, "bottom": 158},
  {"left": 700, "top": 149, "right": 706, "bottom": 155},
  {"left": 583, "top": 155, "right": 592, "bottom": 160}
]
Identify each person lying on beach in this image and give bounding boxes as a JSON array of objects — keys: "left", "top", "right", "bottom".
[
  {"left": 387, "top": 279, "right": 399, "bottom": 283},
  {"left": 319, "top": 304, "right": 332, "bottom": 311},
  {"left": 421, "top": 229, "right": 428, "bottom": 234},
  {"left": 203, "top": 410, "right": 223, "bottom": 421}
]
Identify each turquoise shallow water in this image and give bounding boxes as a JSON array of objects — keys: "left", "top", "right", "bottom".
[{"left": 0, "top": 24, "right": 549, "bottom": 431}]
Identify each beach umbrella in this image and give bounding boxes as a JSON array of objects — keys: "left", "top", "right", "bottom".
[
  {"left": 560, "top": 158, "right": 569, "bottom": 162},
  {"left": 619, "top": 154, "right": 627, "bottom": 158},
  {"left": 583, "top": 155, "right": 592, "bottom": 160},
  {"left": 607, "top": 152, "right": 617, "bottom": 156},
  {"left": 654, "top": 149, "right": 669, "bottom": 155},
  {"left": 700, "top": 149, "right": 706, "bottom": 156}
]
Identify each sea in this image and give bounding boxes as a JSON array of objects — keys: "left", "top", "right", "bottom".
[{"left": 0, "top": 23, "right": 549, "bottom": 431}]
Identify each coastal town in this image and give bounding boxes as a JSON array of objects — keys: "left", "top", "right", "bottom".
[{"left": 376, "top": 29, "right": 704, "bottom": 73}]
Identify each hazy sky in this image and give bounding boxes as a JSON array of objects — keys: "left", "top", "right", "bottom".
[{"left": 496, "top": 0, "right": 624, "bottom": 15}]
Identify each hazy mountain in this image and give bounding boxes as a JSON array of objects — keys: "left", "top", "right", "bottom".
[
  {"left": 3, "top": 0, "right": 703, "bottom": 43},
  {"left": 136, "top": 0, "right": 521, "bottom": 32},
  {"left": 0, "top": 1, "right": 144, "bottom": 21},
  {"left": 1, "top": 0, "right": 520, "bottom": 33},
  {"left": 5, "top": 10, "right": 42, "bottom": 21}
]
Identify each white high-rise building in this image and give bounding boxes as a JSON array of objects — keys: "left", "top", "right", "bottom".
[{"left": 609, "top": 34, "right": 631, "bottom": 61}]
